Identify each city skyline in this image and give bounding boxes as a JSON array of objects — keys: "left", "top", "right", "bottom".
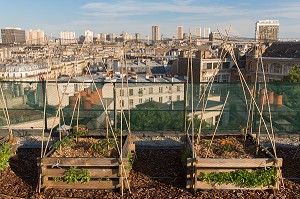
[{"left": 1, "top": 0, "right": 300, "bottom": 39}]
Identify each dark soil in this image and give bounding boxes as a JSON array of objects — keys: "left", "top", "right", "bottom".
[{"left": 0, "top": 147, "right": 299, "bottom": 198}]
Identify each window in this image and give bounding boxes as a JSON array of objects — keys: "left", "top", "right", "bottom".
[
  {"left": 138, "top": 88, "right": 143, "bottom": 96},
  {"left": 177, "top": 86, "right": 181, "bottom": 92},
  {"left": 139, "top": 98, "right": 143, "bottom": 104},
  {"left": 202, "top": 76, "right": 209, "bottom": 82},
  {"left": 121, "top": 100, "right": 124, "bottom": 107},
  {"left": 149, "top": 87, "right": 153, "bottom": 94},
  {"left": 129, "top": 99, "right": 134, "bottom": 108},
  {"left": 222, "top": 62, "right": 230, "bottom": 69},
  {"left": 207, "top": 63, "right": 212, "bottom": 69},
  {"left": 159, "top": 87, "right": 163, "bottom": 93},
  {"left": 159, "top": 97, "right": 163, "bottom": 103},
  {"left": 213, "top": 63, "right": 218, "bottom": 69},
  {"left": 149, "top": 97, "right": 153, "bottom": 101},
  {"left": 273, "top": 63, "right": 282, "bottom": 74},
  {"left": 120, "top": 89, "right": 124, "bottom": 96},
  {"left": 222, "top": 75, "right": 229, "bottom": 83},
  {"left": 177, "top": 95, "right": 180, "bottom": 101},
  {"left": 202, "top": 63, "right": 207, "bottom": 69},
  {"left": 169, "top": 96, "right": 172, "bottom": 101},
  {"left": 214, "top": 75, "right": 220, "bottom": 82},
  {"left": 129, "top": 89, "right": 133, "bottom": 96},
  {"left": 74, "top": 84, "right": 78, "bottom": 92}
]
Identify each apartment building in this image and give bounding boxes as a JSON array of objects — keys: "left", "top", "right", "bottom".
[
  {"left": 255, "top": 20, "right": 279, "bottom": 42},
  {"left": 152, "top": 25, "right": 160, "bottom": 42},
  {"left": 246, "top": 42, "right": 300, "bottom": 82},
  {"left": 175, "top": 49, "right": 234, "bottom": 83},
  {"left": 1, "top": 28, "right": 26, "bottom": 45},
  {"left": 26, "top": 29, "right": 45, "bottom": 45},
  {"left": 0, "top": 62, "right": 49, "bottom": 81}
]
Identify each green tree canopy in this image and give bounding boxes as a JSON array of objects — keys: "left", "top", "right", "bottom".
[{"left": 283, "top": 66, "right": 300, "bottom": 82}]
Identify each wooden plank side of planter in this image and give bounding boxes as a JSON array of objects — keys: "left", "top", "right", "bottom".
[
  {"left": 45, "top": 181, "right": 119, "bottom": 189},
  {"left": 122, "top": 135, "right": 136, "bottom": 158},
  {"left": 186, "top": 158, "right": 195, "bottom": 179},
  {"left": 43, "top": 168, "right": 119, "bottom": 178},
  {"left": 196, "top": 168, "right": 239, "bottom": 175},
  {"left": 42, "top": 158, "right": 120, "bottom": 167},
  {"left": 196, "top": 158, "right": 283, "bottom": 168},
  {"left": 195, "top": 181, "right": 274, "bottom": 190}
]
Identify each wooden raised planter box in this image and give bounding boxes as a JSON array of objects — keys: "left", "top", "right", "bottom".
[
  {"left": 38, "top": 135, "right": 135, "bottom": 190},
  {"left": 183, "top": 134, "right": 283, "bottom": 191}
]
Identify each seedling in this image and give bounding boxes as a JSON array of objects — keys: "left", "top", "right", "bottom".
[
  {"left": 0, "top": 142, "right": 11, "bottom": 170},
  {"left": 220, "top": 139, "right": 233, "bottom": 152},
  {"left": 181, "top": 149, "right": 192, "bottom": 164},
  {"left": 53, "top": 177, "right": 62, "bottom": 182},
  {"left": 74, "top": 125, "right": 89, "bottom": 138},
  {"left": 63, "top": 166, "right": 90, "bottom": 184},
  {"left": 125, "top": 152, "right": 134, "bottom": 170},
  {"left": 198, "top": 167, "right": 277, "bottom": 187},
  {"left": 53, "top": 136, "right": 75, "bottom": 150},
  {"left": 89, "top": 139, "right": 116, "bottom": 157}
]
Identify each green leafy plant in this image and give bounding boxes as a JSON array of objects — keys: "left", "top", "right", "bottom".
[
  {"left": 74, "top": 125, "right": 89, "bottom": 137},
  {"left": 53, "top": 177, "right": 63, "bottom": 182},
  {"left": 126, "top": 152, "right": 134, "bottom": 170},
  {"left": 63, "top": 166, "right": 91, "bottom": 184},
  {"left": 198, "top": 167, "right": 277, "bottom": 187},
  {"left": 239, "top": 125, "right": 247, "bottom": 135},
  {"left": 89, "top": 139, "right": 116, "bottom": 156},
  {"left": 0, "top": 142, "right": 11, "bottom": 170},
  {"left": 53, "top": 136, "right": 76, "bottom": 150},
  {"left": 220, "top": 139, "right": 233, "bottom": 152},
  {"left": 181, "top": 149, "right": 192, "bottom": 164}
]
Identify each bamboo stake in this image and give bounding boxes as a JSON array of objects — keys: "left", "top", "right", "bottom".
[
  {"left": 0, "top": 85, "right": 12, "bottom": 140},
  {"left": 196, "top": 28, "right": 231, "bottom": 143},
  {"left": 205, "top": 91, "right": 230, "bottom": 158},
  {"left": 227, "top": 46, "right": 277, "bottom": 158},
  {"left": 258, "top": 46, "right": 276, "bottom": 155}
]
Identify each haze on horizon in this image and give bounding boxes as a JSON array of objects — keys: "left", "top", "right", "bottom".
[{"left": 1, "top": 0, "right": 300, "bottom": 39}]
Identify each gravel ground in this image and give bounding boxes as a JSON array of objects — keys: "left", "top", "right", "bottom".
[
  {"left": 134, "top": 136, "right": 182, "bottom": 148},
  {"left": 0, "top": 136, "right": 299, "bottom": 198}
]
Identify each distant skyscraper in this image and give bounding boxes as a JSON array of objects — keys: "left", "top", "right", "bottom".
[
  {"left": 26, "top": 29, "right": 45, "bottom": 45},
  {"left": 60, "top": 32, "right": 76, "bottom": 44},
  {"left": 177, "top": 26, "right": 184, "bottom": 40},
  {"left": 107, "top": 33, "right": 116, "bottom": 42},
  {"left": 203, "top": 28, "right": 211, "bottom": 39},
  {"left": 84, "top": 30, "right": 93, "bottom": 43},
  {"left": 255, "top": 20, "right": 279, "bottom": 42},
  {"left": 195, "top": 27, "right": 201, "bottom": 38},
  {"left": 209, "top": 32, "right": 222, "bottom": 45},
  {"left": 135, "top": 33, "right": 140, "bottom": 41},
  {"left": 96, "top": 33, "right": 106, "bottom": 42},
  {"left": 1, "top": 28, "right": 25, "bottom": 44},
  {"left": 152, "top": 25, "right": 160, "bottom": 42}
]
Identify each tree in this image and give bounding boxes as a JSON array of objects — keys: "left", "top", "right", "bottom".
[{"left": 283, "top": 66, "right": 300, "bottom": 82}]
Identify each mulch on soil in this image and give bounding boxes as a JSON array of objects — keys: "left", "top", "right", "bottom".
[
  {"left": 0, "top": 147, "right": 299, "bottom": 198},
  {"left": 194, "top": 135, "right": 267, "bottom": 158},
  {"left": 51, "top": 137, "right": 118, "bottom": 158}
]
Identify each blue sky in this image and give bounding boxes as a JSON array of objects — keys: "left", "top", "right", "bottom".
[{"left": 1, "top": 0, "right": 300, "bottom": 39}]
